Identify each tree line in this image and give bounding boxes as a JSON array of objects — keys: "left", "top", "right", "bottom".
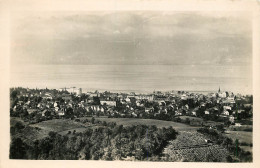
[{"left": 10, "top": 121, "right": 178, "bottom": 160}]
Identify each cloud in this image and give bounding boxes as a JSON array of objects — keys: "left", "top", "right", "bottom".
[{"left": 11, "top": 11, "right": 252, "bottom": 66}]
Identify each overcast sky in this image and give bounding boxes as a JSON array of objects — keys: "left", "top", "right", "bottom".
[
  {"left": 10, "top": 11, "right": 252, "bottom": 93},
  {"left": 11, "top": 11, "right": 252, "bottom": 65}
]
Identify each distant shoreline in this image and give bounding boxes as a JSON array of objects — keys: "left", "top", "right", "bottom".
[{"left": 10, "top": 86, "right": 253, "bottom": 95}]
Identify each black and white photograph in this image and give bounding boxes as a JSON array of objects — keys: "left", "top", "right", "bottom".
[{"left": 1, "top": 0, "right": 260, "bottom": 166}]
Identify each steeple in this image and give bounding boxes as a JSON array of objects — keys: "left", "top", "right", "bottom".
[{"left": 218, "top": 86, "right": 221, "bottom": 93}]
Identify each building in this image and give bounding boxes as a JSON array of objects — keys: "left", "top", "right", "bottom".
[
  {"left": 42, "top": 93, "right": 53, "bottom": 100},
  {"left": 204, "top": 111, "right": 210, "bottom": 115},
  {"left": 75, "top": 88, "right": 82, "bottom": 95},
  {"left": 181, "top": 94, "right": 188, "bottom": 100},
  {"left": 100, "top": 100, "right": 116, "bottom": 106},
  {"left": 134, "top": 94, "right": 154, "bottom": 101},
  {"left": 229, "top": 115, "right": 235, "bottom": 123},
  {"left": 223, "top": 106, "right": 232, "bottom": 111},
  {"left": 223, "top": 111, "right": 230, "bottom": 116},
  {"left": 219, "top": 92, "right": 227, "bottom": 98},
  {"left": 192, "top": 111, "right": 197, "bottom": 116},
  {"left": 62, "top": 94, "right": 72, "bottom": 101},
  {"left": 59, "top": 87, "right": 82, "bottom": 95}
]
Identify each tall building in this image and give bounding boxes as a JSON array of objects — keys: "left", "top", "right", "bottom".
[{"left": 77, "top": 88, "right": 82, "bottom": 95}]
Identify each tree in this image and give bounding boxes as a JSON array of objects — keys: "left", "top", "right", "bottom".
[
  {"left": 226, "top": 155, "right": 233, "bottom": 162},
  {"left": 185, "top": 118, "right": 190, "bottom": 124},
  {"left": 91, "top": 117, "right": 95, "bottom": 124},
  {"left": 216, "top": 124, "right": 225, "bottom": 133},
  {"left": 65, "top": 107, "right": 74, "bottom": 119},
  {"left": 14, "top": 121, "right": 25, "bottom": 130},
  {"left": 10, "top": 90, "right": 19, "bottom": 100},
  {"left": 48, "top": 131, "right": 57, "bottom": 138},
  {"left": 223, "top": 137, "right": 233, "bottom": 149},
  {"left": 93, "top": 97, "right": 100, "bottom": 105},
  {"left": 10, "top": 138, "right": 27, "bottom": 159},
  {"left": 20, "top": 108, "right": 29, "bottom": 119}
]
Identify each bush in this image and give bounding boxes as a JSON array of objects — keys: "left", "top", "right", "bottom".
[
  {"left": 14, "top": 122, "right": 25, "bottom": 130},
  {"left": 226, "top": 155, "right": 233, "bottom": 162},
  {"left": 243, "top": 128, "right": 252, "bottom": 132},
  {"left": 48, "top": 131, "right": 57, "bottom": 138},
  {"left": 240, "top": 142, "right": 249, "bottom": 146}
]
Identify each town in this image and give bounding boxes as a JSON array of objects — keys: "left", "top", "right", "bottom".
[
  {"left": 10, "top": 87, "right": 252, "bottom": 126},
  {"left": 10, "top": 87, "right": 253, "bottom": 161}
]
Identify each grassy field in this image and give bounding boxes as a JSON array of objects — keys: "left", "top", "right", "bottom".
[
  {"left": 240, "top": 146, "right": 252, "bottom": 153},
  {"left": 11, "top": 118, "right": 90, "bottom": 141},
  {"left": 179, "top": 116, "right": 203, "bottom": 122},
  {"left": 30, "top": 119, "right": 87, "bottom": 132},
  {"left": 224, "top": 131, "right": 252, "bottom": 144},
  {"left": 11, "top": 117, "right": 200, "bottom": 142},
  {"left": 85, "top": 117, "right": 200, "bottom": 131},
  {"left": 29, "top": 119, "right": 90, "bottom": 138}
]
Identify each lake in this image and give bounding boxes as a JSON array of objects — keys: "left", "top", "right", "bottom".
[{"left": 10, "top": 64, "right": 252, "bottom": 94}]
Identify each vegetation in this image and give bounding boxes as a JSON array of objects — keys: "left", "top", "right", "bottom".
[
  {"left": 197, "top": 127, "right": 252, "bottom": 162},
  {"left": 164, "top": 131, "right": 229, "bottom": 162},
  {"left": 10, "top": 121, "right": 178, "bottom": 160},
  {"left": 9, "top": 87, "right": 253, "bottom": 162}
]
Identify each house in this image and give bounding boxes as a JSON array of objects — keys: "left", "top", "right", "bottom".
[
  {"left": 192, "top": 111, "right": 197, "bottom": 116},
  {"left": 223, "top": 106, "right": 232, "bottom": 111},
  {"left": 205, "top": 139, "right": 213, "bottom": 143},
  {"left": 204, "top": 111, "right": 210, "bottom": 115},
  {"left": 37, "top": 103, "right": 43, "bottom": 108},
  {"left": 136, "top": 101, "right": 144, "bottom": 107},
  {"left": 213, "top": 107, "right": 219, "bottom": 111},
  {"left": 200, "top": 103, "right": 206, "bottom": 108},
  {"left": 219, "top": 92, "right": 227, "bottom": 98},
  {"left": 86, "top": 105, "right": 105, "bottom": 113},
  {"left": 223, "top": 111, "right": 230, "bottom": 116},
  {"left": 160, "top": 108, "right": 168, "bottom": 114},
  {"left": 227, "top": 97, "right": 235, "bottom": 101},
  {"left": 27, "top": 108, "right": 37, "bottom": 114},
  {"left": 175, "top": 111, "right": 182, "bottom": 116},
  {"left": 229, "top": 115, "right": 235, "bottom": 123},
  {"left": 18, "top": 101, "right": 24, "bottom": 105},
  {"left": 54, "top": 102, "right": 58, "bottom": 107},
  {"left": 42, "top": 110, "right": 47, "bottom": 117},
  {"left": 125, "top": 97, "right": 131, "bottom": 103},
  {"left": 157, "top": 100, "right": 166, "bottom": 106},
  {"left": 57, "top": 111, "right": 65, "bottom": 116},
  {"left": 181, "top": 94, "right": 188, "bottom": 100},
  {"left": 145, "top": 107, "right": 154, "bottom": 113},
  {"left": 42, "top": 93, "right": 53, "bottom": 100},
  {"left": 135, "top": 94, "right": 154, "bottom": 101},
  {"left": 235, "top": 123, "right": 242, "bottom": 127},
  {"left": 55, "top": 106, "right": 59, "bottom": 112},
  {"left": 89, "top": 93, "right": 99, "bottom": 98}
]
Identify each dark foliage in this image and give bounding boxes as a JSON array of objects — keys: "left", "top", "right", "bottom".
[{"left": 10, "top": 124, "right": 177, "bottom": 160}]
